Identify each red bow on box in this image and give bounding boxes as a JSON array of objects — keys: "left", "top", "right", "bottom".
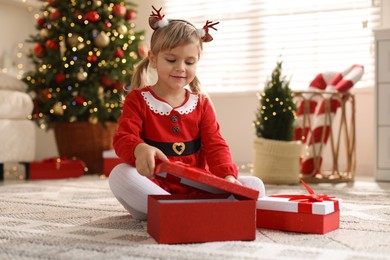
[{"left": 271, "top": 180, "right": 339, "bottom": 214}]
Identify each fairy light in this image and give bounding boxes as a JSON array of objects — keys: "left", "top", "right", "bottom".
[{"left": 16, "top": 0, "right": 144, "bottom": 131}]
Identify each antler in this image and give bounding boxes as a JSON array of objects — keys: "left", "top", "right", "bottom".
[
  {"left": 150, "top": 6, "right": 165, "bottom": 21},
  {"left": 149, "top": 6, "right": 169, "bottom": 30},
  {"left": 203, "top": 20, "right": 219, "bottom": 33},
  {"left": 200, "top": 20, "right": 220, "bottom": 42}
]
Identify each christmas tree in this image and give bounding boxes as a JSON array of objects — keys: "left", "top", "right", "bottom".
[
  {"left": 254, "top": 61, "right": 296, "bottom": 141},
  {"left": 23, "top": 0, "right": 145, "bottom": 129}
]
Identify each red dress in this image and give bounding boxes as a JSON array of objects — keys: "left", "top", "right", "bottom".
[{"left": 113, "top": 86, "right": 238, "bottom": 194}]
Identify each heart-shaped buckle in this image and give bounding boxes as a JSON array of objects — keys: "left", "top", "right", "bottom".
[{"left": 172, "top": 142, "right": 185, "bottom": 155}]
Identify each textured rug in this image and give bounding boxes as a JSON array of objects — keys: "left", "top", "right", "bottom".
[{"left": 0, "top": 175, "right": 389, "bottom": 260}]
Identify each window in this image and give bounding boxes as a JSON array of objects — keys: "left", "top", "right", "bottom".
[{"left": 163, "top": 0, "right": 381, "bottom": 92}]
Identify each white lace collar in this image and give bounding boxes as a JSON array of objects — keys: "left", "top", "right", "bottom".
[{"left": 141, "top": 90, "right": 199, "bottom": 115}]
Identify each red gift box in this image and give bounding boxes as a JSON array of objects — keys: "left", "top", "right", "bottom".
[
  {"left": 256, "top": 181, "right": 342, "bottom": 234},
  {"left": 103, "top": 150, "right": 125, "bottom": 176},
  {"left": 29, "top": 157, "right": 86, "bottom": 180},
  {"left": 148, "top": 161, "right": 259, "bottom": 244}
]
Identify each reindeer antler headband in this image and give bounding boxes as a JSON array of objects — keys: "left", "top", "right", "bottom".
[{"left": 149, "top": 6, "right": 219, "bottom": 42}]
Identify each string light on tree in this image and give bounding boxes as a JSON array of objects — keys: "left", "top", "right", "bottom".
[
  {"left": 254, "top": 61, "right": 297, "bottom": 141},
  {"left": 23, "top": 0, "right": 144, "bottom": 129}
]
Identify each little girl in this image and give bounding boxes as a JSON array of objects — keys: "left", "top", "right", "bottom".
[{"left": 109, "top": 6, "right": 265, "bottom": 220}]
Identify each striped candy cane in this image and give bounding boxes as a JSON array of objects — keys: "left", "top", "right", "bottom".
[
  {"left": 300, "top": 64, "right": 364, "bottom": 175},
  {"left": 294, "top": 72, "right": 338, "bottom": 142}
]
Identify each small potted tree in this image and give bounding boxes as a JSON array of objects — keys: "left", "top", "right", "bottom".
[{"left": 253, "top": 61, "right": 301, "bottom": 184}]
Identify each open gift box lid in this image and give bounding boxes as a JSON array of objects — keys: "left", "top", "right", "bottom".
[{"left": 154, "top": 161, "right": 259, "bottom": 200}]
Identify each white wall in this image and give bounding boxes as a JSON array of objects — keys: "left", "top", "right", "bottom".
[
  {"left": 0, "top": 0, "right": 37, "bottom": 74},
  {"left": 0, "top": 0, "right": 382, "bottom": 178}
]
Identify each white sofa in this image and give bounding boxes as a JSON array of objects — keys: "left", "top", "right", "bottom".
[{"left": 0, "top": 72, "right": 35, "bottom": 180}]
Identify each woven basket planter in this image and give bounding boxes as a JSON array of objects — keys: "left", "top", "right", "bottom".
[
  {"left": 252, "top": 137, "right": 302, "bottom": 185},
  {"left": 52, "top": 122, "right": 118, "bottom": 174}
]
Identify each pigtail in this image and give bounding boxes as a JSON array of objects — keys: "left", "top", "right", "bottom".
[
  {"left": 131, "top": 58, "right": 150, "bottom": 91},
  {"left": 189, "top": 76, "right": 202, "bottom": 93}
]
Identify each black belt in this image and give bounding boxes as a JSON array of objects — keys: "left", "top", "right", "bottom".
[{"left": 142, "top": 137, "right": 201, "bottom": 156}]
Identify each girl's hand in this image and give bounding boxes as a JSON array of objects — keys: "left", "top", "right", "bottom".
[
  {"left": 134, "top": 143, "right": 168, "bottom": 178},
  {"left": 224, "top": 175, "right": 242, "bottom": 185}
]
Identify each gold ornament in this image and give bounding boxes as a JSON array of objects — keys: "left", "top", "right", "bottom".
[
  {"left": 117, "top": 24, "right": 128, "bottom": 34},
  {"left": 98, "top": 87, "right": 104, "bottom": 99},
  {"left": 94, "top": 32, "right": 110, "bottom": 48},
  {"left": 53, "top": 102, "right": 64, "bottom": 115},
  {"left": 67, "top": 34, "right": 79, "bottom": 47},
  {"left": 77, "top": 70, "right": 88, "bottom": 81},
  {"left": 59, "top": 39, "right": 66, "bottom": 58},
  {"left": 40, "top": 29, "right": 49, "bottom": 39}
]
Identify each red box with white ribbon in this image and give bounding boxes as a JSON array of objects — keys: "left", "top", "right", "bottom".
[
  {"left": 148, "top": 161, "right": 259, "bottom": 244},
  {"left": 256, "top": 181, "right": 342, "bottom": 234}
]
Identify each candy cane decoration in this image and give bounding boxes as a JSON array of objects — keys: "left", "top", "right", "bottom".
[
  {"left": 302, "top": 65, "right": 364, "bottom": 175},
  {"left": 294, "top": 71, "right": 338, "bottom": 142},
  {"left": 300, "top": 64, "right": 364, "bottom": 175}
]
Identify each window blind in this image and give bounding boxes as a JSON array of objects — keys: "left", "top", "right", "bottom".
[{"left": 163, "top": 0, "right": 381, "bottom": 92}]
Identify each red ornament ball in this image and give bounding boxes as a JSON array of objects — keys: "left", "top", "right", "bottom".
[
  {"left": 54, "top": 73, "right": 66, "bottom": 84},
  {"left": 114, "top": 81, "right": 125, "bottom": 91},
  {"left": 114, "top": 48, "right": 124, "bottom": 58},
  {"left": 45, "top": 39, "right": 59, "bottom": 49},
  {"left": 125, "top": 10, "right": 136, "bottom": 20},
  {"left": 42, "top": 89, "right": 51, "bottom": 99},
  {"left": 105, "top": 21, "right": 112, "bottom": 28},
  {"left": 33, "top": 44, "right": 45, "bottom": 57},
  {"left": 49, "top": 10, "right": 61, "bottom": 20},
  {"left": 37, "top": 17, "right": 45, "bottom": 27},
  {"left": 74, "top": 95, "right": 85, "bottom": 105},
  {"left": 112, "top": 4, "right": 126, "bottom": 17},
  {"left": 87, "top": 54, "right": 98, "bottom": 63},
  {"left": 85, "top": 11, "right": 100, "bottom": 23},
  {"left": 101, "top": 75, "right": 113, "bottom": 87}
]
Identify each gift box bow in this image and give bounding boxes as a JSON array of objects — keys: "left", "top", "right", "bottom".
[{"left": 267, "top": 180, "right": 340, "bottom": 214}]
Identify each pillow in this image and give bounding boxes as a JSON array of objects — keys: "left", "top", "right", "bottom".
[
  {"left": 0, "top": 72, "right": 28, "bottom": 91},
  {"left": 0, "top": 90, "right": 33, "bottom": 119}
]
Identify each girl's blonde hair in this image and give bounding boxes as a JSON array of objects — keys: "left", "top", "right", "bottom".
[{"left": 131, "top": 20, "right": 203, "bottom": 93}]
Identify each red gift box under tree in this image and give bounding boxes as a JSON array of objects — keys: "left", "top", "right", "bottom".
[{"left": 29, "top": 157, "right": 86, "bottom": 180}]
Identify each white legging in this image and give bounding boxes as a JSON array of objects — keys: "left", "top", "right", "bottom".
[{"left": 109, "top": 163, "right": 266, "bottom": 220}]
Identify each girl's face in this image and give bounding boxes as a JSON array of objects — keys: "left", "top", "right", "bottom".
[{"left": 149, "top": 43, "right": 199, "bottom": 91}]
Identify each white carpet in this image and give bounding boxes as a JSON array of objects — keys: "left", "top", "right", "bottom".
[{"left": 0, "top": 175, "right": 389, "bottom": 260}]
